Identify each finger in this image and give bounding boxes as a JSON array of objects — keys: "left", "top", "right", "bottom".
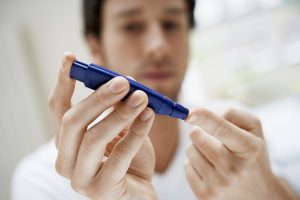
[
  {"left": 56, "top": 76, "right": 129, "bottom": 178},
  {"left": 48, "top": 52, "right": 76, "bottom": 147},
  {"left": 186, "top": 143, "right": 215, "bottom": 181},
  {"left": 99, "top": 108, "right": 155, "bottom": 183},
  {"left": 184, "top": 160, "right": 208, "bottom": 198},
  {"left": 105, "top": 132, "right": 125, "bottom": 156},
  {"left": 186, "top": 108, "right": 261, "bottom": 157},
  {"left": 223, "top": 108, "right": 263, "bottom": 138},
  {"left": 189, "top": 127, "right": 242, "bottom": 176},
  {"left": 107, "top": 75, "right": 135, "bottom": 132},
  {"left": 71, "top": 90, "right": 149, "bottom": 186},
  {"left": 61, "top": 76, "right": 129, "bottom": 133}
]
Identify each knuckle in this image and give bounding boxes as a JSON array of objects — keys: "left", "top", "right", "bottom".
[
  {"left": 83, "top": 132, "right": 100, "bottom": 152},
  {"left": 61, "top": 110, "right": 77, "bottom": 126},
  {"left": 194, "top": 108, "right": 209, "bottom": 124},
  {"left": 190, "top": 126, "right": 198, "bottom": 138},
  {"left": 94, "top": 87, "right": 110, "bottom": 106},
  {"left": 113, "top": 107, "right": 130, "bottom": 121},
  {"left": 214, "top": 121, "right": 229, "bottom": 138},
  {"left": 211, "top": 150, "right": 222, "bottom": 164},
  {"left": 212, "top": 145, "right": 225, "bottom": 163},
  {"left": 190, "top": 126, "right": 200, "bottom": 135},
  {"left": 54, "top": 160, "right": 63, "bottom": 175},
  {"left": 71, "top": 178, "right": 85, "bottom": 194},
  {"left": 111, "top": 145, "right": 126, "bottom": 162},
  {"left": 189, "top": 126, "right": 202, "bottom": 142},
  {"left": 225, "top": 162, "right": 242, "bottom": 177},
  {"left": 218, "top": 177, "right": 230, "bottom": 188},
  {"left": 223, "top": 108, "right": 237, "bottom": 119},
  {"left": 250, "top": 137, "right": 263, "bottom": 158},
  {"left": 129, "top": 126, "right": 144, "bottom": 138},
  {"left": 221, "top": 154, "right": 243, "bottom": 176},
  {"left": 55, "top": 159, "right": 71, "bottom": 178},
  {"left": 47, "top": 93, "right": 56, "bottom": 109}
]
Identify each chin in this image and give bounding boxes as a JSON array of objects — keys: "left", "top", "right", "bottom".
[
  {"left": 148, "top": 84, "right": 179, "bottom": 100},
  {"left": 137, "top": 78, "right": 180, "bottom": 99}
]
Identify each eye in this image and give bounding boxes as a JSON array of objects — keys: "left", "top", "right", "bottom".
[
  {"left": 162, "top": 21, "right": 180, "bottom": 32},
  {"left": 123, "top": 22, "right": 144, "bottom": 33}
]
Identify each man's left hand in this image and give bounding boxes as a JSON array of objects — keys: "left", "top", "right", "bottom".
[{"left": 184, "top": 108, "right": 297, "bottom": 200}]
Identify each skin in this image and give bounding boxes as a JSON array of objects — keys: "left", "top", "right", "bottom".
[
  {"left": 185, "top": 108, "right": 300, "bottom": 200},
  {"left": 86, "top": 0, "right": 189, "bottom": 173},
  {"left": 48, "top": 0, "right": 300, "bottom": 199},
  {"left": 49, "top": 54, "right": 157, "bottom": 199},
  {"left": 88, "top": 0, "right": 189, "bottom": 100}
]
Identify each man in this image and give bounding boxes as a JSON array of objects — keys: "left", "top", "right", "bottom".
[{"left": 12, "top": 0, "right": 300, "bottom": 199}]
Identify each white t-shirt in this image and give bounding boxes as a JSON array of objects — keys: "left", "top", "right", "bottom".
[
  {"left": 11, "top": 119, "right": 195, "bottom": 200},
  {"left": 11, "top": 99, "right": 300, "bottom": 199}
]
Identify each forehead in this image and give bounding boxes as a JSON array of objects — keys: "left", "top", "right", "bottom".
[{"left": 103, "top": 0, "right": 187, "bottom": 19}]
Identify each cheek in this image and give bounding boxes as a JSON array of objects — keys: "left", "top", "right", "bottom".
[
  {"left": 170, "top": 35, "right": 189, "bottom": 71},
  {"left": 102, "top": 33, "right": 142, "bottom": 74},
  {"left": 172, "top": 34, "right": 188, "bottom": 59}
]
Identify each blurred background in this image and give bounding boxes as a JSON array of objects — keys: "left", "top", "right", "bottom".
[{"left": 0, "top": 0, "right": 299, "bottom": 199}]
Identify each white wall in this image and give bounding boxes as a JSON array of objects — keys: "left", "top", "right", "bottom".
[{"left": 0, "top": 0, "right": 90, "bottom": 199}]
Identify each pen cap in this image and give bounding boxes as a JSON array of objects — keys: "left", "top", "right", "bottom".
[
  {"left": 170, "top": 103, "right": 189, "bottom": 120},
  {"left": 159, "top": 97, "right": 189, "bottom": 120},
  {"left": 70, "top": 61, "right": 88, "bottom": 82}
]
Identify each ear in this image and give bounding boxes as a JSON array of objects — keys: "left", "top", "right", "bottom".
[{"left": 85, "top": 34, "right": 105, "bottom": 65}]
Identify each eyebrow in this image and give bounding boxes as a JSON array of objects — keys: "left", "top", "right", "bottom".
[
  {"left": 165, "top": 7, "right": 187, "bottom": 16},
  {"left": 114, "top": 6, "right": 187, "bottom": 19},
  {"left": 114, "top": 8, "right": 142, "bottom": 19}
]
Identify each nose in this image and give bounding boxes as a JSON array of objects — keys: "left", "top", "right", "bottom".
[{"left": 144, "top": 23, "right": 170, "bottom": 61}]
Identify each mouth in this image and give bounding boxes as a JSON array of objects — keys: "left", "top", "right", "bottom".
[{"left": 141, "top": 71, "right": 175, "bottom": 81}]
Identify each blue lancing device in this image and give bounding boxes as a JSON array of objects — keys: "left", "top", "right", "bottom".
[{"left": 70, "top": 60, "right": 189, "bottom": 120}]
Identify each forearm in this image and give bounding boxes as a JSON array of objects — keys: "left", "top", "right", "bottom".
[{"left": 275, "top": 176, "right": 300, "bottom": 200}]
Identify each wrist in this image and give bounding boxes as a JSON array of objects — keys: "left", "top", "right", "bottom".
[{"left": 266, "top": 172, "right": 298, "bottom": 200}]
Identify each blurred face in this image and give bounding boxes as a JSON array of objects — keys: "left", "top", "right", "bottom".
[{"left": 97, "top": 0, "right": 189, "bottom": 99}]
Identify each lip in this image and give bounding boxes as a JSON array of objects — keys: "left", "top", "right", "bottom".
[{"left": 141, "top": 71, "right": 174, "bottom": 80}]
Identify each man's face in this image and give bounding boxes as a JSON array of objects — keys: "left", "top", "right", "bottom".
[{"left": 98, "top": 0, "right": 189, "bottom": 99}]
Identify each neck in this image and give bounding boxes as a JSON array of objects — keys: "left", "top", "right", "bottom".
[{"left": 149, "top": 115, "right": 179, "bottom": 173}]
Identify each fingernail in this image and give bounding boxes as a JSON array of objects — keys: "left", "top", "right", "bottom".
[
  {"left": 128, "top": 91, "right": 144, "bottom": 107},
  {"left": 108, "top": 77, "right": 127, "bottom": 94},
  {"left": 62, "top": 51, "right": 72, "bottom": 69},
  {"left": 186, "top": 113, "right": 204, "bottom": 124},
  {"left": 64, "top": 51, "right": 71, "bottom": 57},
  {"left": 139, "top": 108, "right": 153, "bottom": 122}
]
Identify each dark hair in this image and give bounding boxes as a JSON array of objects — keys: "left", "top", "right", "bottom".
[{"left": 83, "top": 0, "right": 196, "bottom": 37}]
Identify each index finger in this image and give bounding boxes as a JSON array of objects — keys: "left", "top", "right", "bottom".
[
  {"left": 48, "top": 52, "right": 76, "bottom": 147},
  {"left": 186, "top": 108, "right": 261, "bottom": 158}
]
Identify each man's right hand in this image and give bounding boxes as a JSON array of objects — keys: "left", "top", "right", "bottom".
[{"left": 48, "top": 52, "right": 157, "bottom": 200}]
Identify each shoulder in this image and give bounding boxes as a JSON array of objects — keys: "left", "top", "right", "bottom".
[
  {"left": 12, "top": 139, "right": 57, "bottom": 182},
  {"left": 11, "top": 140, "right": 87, "bottom": 200}
]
